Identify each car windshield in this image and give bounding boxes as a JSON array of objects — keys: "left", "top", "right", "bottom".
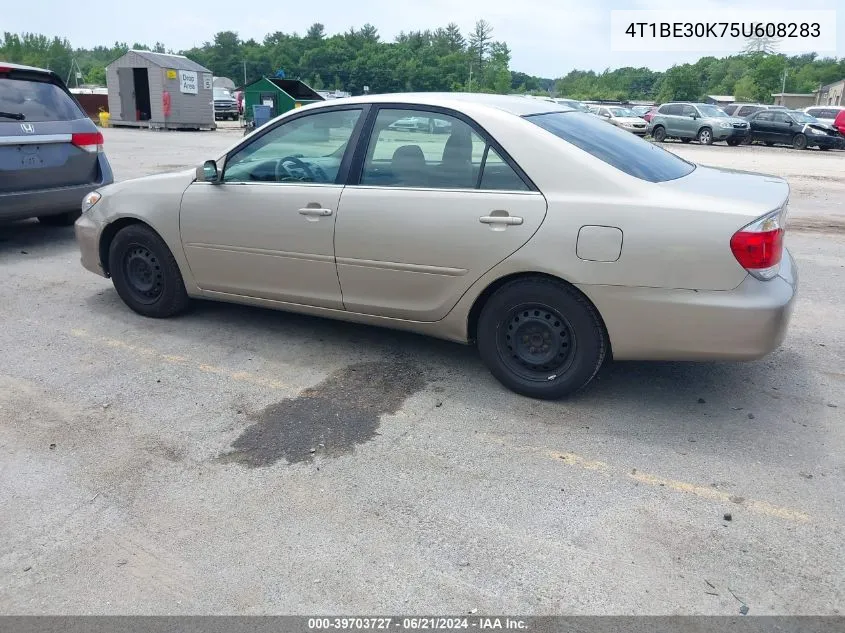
[
  {"left": 213, "top": 88, "right": 234, "bottom": 99},
  {"left": 527, "top": 111, "right": 695, "bottom": 183},
  {"left": 609, "top": 107, "right": 636, "bottom": 117},
  {"left": 789, "top": 111, "right": 816, "bottom": 123},
  {"left": 0, "top": 76, "right": 83, "bottom": 122},
  {"left": 697, "top": 105, "right": 728, "bottom": 118}
]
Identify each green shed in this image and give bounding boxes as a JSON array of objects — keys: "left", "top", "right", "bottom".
[{"left": 243, "top": 77, "right": 324, "bottom": 121}]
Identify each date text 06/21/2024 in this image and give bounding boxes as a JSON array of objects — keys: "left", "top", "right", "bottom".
[{"left": 307, "top": 617, "right": 529, "bottom": 630}]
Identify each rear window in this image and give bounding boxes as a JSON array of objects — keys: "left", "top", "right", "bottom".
[
  {"left": 0, "top": 76, "right": 83, "bottom": 122},
  {"left": 526, "top": 111, "right": 695, "bottom": 183}
]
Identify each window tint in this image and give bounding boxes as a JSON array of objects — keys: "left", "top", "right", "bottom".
[
  {"left": 527, "top": 111, "right": 695, "bottom": 183},
  {"left": 223, "top": 109, "right": 362, "bottom": 184},
  {"left": 753, "top": 111, "right": 774, "bottom": 121},
  {"left": 681, "top": 105, "right": 697, "bottom": 117},
  {"left": 479, "top": 147, "right": 529, "bottom": 191},
  {"left": 362, "top": 109, "right": 485, "bottom": 189},
  {"left": 772, "top": 112, "right": 791, "bottom": 124},
  {"left": 0, "top": 77, "right": 83, "bottom": 122},
  {"left": 722, "top": 105, "right": 738, "bottom": 115},
  {"left": 659, "top": 104, "right": 678, "bottom": 115}
]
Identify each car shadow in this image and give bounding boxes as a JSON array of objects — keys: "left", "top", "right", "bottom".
[
  {"left": 0, "top": 219, "right": 78, "bottom": 255},
  {"left": 83, "top": 287, "right": 815, "bottom": 443}
]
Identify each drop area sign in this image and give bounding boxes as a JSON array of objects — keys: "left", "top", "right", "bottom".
[{"left": 179, "top": 70, "right": 198, "bottom": 94}]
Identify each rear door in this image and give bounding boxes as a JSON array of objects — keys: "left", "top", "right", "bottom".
[
  {"left": 0, "top": 68, "right": 98, "bottom": 194},
  {"left": 750, "top": 111, "right": 774, "bottom": 142},
  {"left": 662, "top": 104, "right": 683, "bottom": 135},
  {"left": 334, "top": 106, "right": 547, "bottom": 322}
]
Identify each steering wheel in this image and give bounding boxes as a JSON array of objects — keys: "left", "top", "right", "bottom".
[{"left": 275, "top": 155, "right": 318, "bottom": 182}]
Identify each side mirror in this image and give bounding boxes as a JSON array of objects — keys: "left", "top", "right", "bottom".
[
  {"left": 787, "top": 120, "right": 794, "bottom": 126},
  {"left": 690, "top": 112, "right": 698, "bottom": 119},
  {"left": 197, "top": 159, "right": 220, "bottom": 183}
]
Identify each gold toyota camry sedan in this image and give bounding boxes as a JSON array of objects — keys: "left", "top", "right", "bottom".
[{"left": 75, "top": 93, "right": 797, "bottom": 399}]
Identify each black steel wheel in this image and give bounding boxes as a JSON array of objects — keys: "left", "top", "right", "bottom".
[
  {"left": 652, "top": 126, "right": 666, "bottom": 142},
  {"left": 477, "top": 277, "right": 607, "bottom": 399},
  {"left": 497, "top": 304, "right": 576, "bottom": 382},
  {"left": 792, "top": 133, "right": 808, "bottom": 150},
  {"left": 108, "top": 224, "right": 190, "bottom": 318}
]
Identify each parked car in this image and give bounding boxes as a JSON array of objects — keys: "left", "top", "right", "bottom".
[
  {"left": 630, "top": 105, "right": 652, "bottom": 117},
  {"left": 722, "top": 103, "right": 785, "bottom": 118},
  {"left": 747, "top": 109, "right": 844, "bottom": 150},
  {"left": 213, "top": 88, "right": 239, "bottom": 121},
  {"left": 1, "top": 61, "right": 113, "bottom": 225},
  {"left": 554, "top": 98, "right": 592, "bottom": 113},
  {"left": 388, "top": 115, "right": 451, "bottom": 133},
  {"left": 75, "top": 93, "right": 796, "bottom": 399},
  {"left": 648, "top": 102, "right": 750, "bottom": 145},
  {"left": 834, "top": 110, "right": 845, "bottom": 136},
  {"left": 803, "top": 105, "right": 845, "bottom": 127},
  {"left": 593, "top": 105, "right": 648, "bottom": 135}
]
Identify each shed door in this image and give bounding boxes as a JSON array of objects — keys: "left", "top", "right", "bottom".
[{"left": 117, "top": 67, "right": 136, "bottom": 121}]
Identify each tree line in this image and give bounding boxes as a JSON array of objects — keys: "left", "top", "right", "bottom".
[{"left": 2, "top": 27, "right": 843, "bottom": 104}]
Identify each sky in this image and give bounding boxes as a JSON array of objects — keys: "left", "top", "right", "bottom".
[{"left": 8, "top": 0, "right": 844, "bottom": 77}]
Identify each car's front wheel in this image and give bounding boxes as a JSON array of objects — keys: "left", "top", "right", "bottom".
[
  {"left": 697, "top": 127, "right": 713, "bottom": 145},
  {"left": 792, "top": 133, "right": 808, "bottom": 150},
  {"left": 108, "top": 224, "right": 190, "bottom": 318},
  {"left": 38, "top": 210, "right": 81, "bottom": 226},
  {"left": 726, "top": 138, "right": 741, "bottom": 146},
  {"left": 477, "top": 277, "right": 607, "bottom": 399}
]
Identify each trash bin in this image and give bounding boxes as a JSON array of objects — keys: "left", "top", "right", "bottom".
[{"left": 252, "top": 104, "right": 272, "bottom": 129}]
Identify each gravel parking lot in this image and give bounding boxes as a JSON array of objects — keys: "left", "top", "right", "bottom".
[{"left": 1, "top": 126, "right": 843, "bottom": 615}]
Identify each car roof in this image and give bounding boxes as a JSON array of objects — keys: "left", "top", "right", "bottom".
[
  {"left": 306, "top": 92, "right": 573, "bottom": 116},
  {"left": 0, "top": 61, "right": 53, "bottom": 74}
]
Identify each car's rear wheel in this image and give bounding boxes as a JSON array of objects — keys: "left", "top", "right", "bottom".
[
  {"left": 697, "top": 127, "right": 713, "bottom": 145},
  {"left": 477, "top": 277, "right": 607, "bottom": 399},
  {"left": 792, "top": 133, "right": 808, "bottom": 150},
  {"left": 651, "top": 126, "right": 666, "bottom": 142},
  {"left": 38, "top": 210, "right": 81, "bottom": 226},
  {"left": 108, "top": 224, "right": 190, "bottom": 318}
]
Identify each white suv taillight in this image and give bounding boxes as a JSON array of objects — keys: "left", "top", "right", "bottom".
[
  {"left": 730, "top": 208, "right": 786, "bottom": 281},
  {"left": 71, "top": 131, "right": 104, "bottom": 153}
]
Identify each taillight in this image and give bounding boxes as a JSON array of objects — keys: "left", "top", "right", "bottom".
[
  {"left": 71, "top": 132, "right": 104, "bottom": 153},
  {"left": 730, "top": 209, "right": 785, "bottom": 281}
]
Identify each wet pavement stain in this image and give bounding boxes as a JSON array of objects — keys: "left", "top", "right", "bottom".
[{"left": 219, "top": 360, "right": 428, "bottom": 467}]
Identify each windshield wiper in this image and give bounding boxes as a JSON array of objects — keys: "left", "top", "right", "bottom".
[{"left": 0, "top": 111, "right": 26, "bottom": 121}]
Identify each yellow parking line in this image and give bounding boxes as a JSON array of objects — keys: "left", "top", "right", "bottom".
[
  {"left": 70, "top": 328, "right": 293, "bottom": 391},
  {"left": 627, "top": 471, "right": 810, "bottom": 522},
  {"left": 491, "top": 435, "right": 809, "bottom": 523}
]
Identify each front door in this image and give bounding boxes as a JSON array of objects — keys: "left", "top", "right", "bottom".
[
  {"left": 117, "top": 68, "right": 136, "bottom": 121},
  {"left": 750, "top": 111, "right": 774, "bottom": 142},
  {"left": 334, "top": 107, "right": 547, "bottom": 322},
  {"left": 179, "top": 107, "right": 365, "bottom": 308},
  {"left": 769, "top": 111, "right": 795, "bottom": 144}
]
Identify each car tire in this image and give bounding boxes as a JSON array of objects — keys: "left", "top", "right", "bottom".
[
  {"left": 697, "top": 127, "right": 713, "bottom": 145},
  {"left": 37, "top": 210, "right": 81, "bottom": 226},
  {"left": 819, "top": 146, "right": 830, "bottom": 151},
  {"left": 651, "top": 126, "right": 666, "bottom": 142},
  {"left": 477, "top": 277, "right": 607, "bottom": 399},
  {"left": 764, "top": 141, "right": 774, "bottom": 146},
  {"left": 681, "top": 138, "right": 692, "bottom": 144},
  {"left": 108, "top": 224, "right": 190, "bottom": 318},
  {"left": 792, "top": 133, "right": 808, "bottom": 150},
  {"left": 726, "top": 138, "right": 741, "bottom": 146}
]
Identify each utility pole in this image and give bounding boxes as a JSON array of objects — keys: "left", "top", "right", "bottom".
[
  {"left": 468, "top": 62, "right": 473, "bottom": 93},
  {"left": 781, "top": 68, "right": 787, "bottom": 94},
  {"left": 243, "top": 60, "right": 247, "bottom": 87}
]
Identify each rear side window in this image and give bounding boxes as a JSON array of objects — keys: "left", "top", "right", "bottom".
[
  {"left": 0, "top": 76, "right": 84, "bottom": 122},
  {"left": 658, "top": 104, "right": 677, "bottom": 115},
  {"left": 722, "top": 105, "right": 738, "bottom": 115},
  {"left": 527, "top": 111, "right": 695, "bottom": 183},
  {"left": 753, "top": 111, "right": 774, "bottom": 121}
]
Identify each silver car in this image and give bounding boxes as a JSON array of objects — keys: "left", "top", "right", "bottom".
[
  {"left": 75, "top": 93, "right": 796, "bottom": 399},
  {"left": 1, "top": 62, "right": 114, "bottom": 225},
  {"left": 649, "top": 102, "right": 751, "bottom": 146}
]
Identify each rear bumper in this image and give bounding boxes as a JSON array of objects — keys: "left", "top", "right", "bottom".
[
  {"left": 0, "top": 154, "right": 113, "bottom": 221},
  {"left": 74, "top": 212, "right": 106, "bottom": 277},
  {"left": 580, "top": 250, "right": 798, "bottom": 361}
]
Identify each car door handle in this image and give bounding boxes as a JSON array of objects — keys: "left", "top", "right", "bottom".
[
  {"left": 479, "top": 215, "right": 523, "bottom": 225},
  {"left": 298, "top": 207, "right": 333, "bottom": 217}
]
